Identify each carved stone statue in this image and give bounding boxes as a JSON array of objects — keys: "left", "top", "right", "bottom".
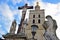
[
  {"left": 10, "top": 20, "right": 17, "bottom": 34},
  {"left": 43, "top": 15, "right": 59, "bottom": 40}
]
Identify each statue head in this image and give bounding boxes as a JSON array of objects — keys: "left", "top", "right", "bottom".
[
  {"left": 12, "top": 19, "right": 17, "bottom": 26},
  {"left": 46, "top": 15, "right": 53, "bottom": 21},
  {"left": 46, "top": 15, "right": 52, "bottom": 19},
  {"left": 14, "top": 19, "right": 16, "bottom": 23}
]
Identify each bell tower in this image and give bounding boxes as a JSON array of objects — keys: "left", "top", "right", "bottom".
[{"left": 25, "top": 2, "right": 45, "bottom": 40}]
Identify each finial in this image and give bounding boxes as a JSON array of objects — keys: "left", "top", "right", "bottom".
[
  {"left": 36, "top": 2, "right": 39, "bottom": 6},
  {"left": 35, "top": 2, "right": 40, "bottom": 10}
]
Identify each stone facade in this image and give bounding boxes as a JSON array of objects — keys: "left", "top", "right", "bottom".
[{"left": 25, "top": 2, "right": 45, "bottom": 40}]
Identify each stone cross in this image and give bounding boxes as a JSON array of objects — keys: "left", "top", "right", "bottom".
[{"left": 17, "top": 4, "right": 33, "bottom": 33}]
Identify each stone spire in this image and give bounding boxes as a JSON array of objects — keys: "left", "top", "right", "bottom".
[{"left": 35, "top": 2, "right": 40, "bottom": 10}]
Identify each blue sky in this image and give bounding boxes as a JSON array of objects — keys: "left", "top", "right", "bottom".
[
  {"left": 42, "top": 0, "right": 60, "bottom": 4},
  {"left": 0, "top": 0, "right": 60, "bottom": 39}
]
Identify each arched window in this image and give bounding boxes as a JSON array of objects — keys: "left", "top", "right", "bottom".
[
  {"left": 33, "top": 19, "right": 35, "bottom": 23},
  {"left": 31, "top": 25, "right": 38, "bottom": 32},
  {"left": 38, "top": 19, "right": 40, "bottom": 23},
  {"left": 38, "top": 15, "right": 40, "bottom": 18},
  {"left": 33, "top": 15, "right": 35, "bottom": 18}
]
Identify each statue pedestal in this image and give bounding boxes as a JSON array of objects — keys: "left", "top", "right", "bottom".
[{"left": 3, "top": 33, "right": 27, "bottom": 40}]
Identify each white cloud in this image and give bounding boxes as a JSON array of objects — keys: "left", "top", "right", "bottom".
[
  {"left": 0, "top": 2, "right": 22, "bottom": 34},
  {"left": 0, "top": 4, "right": 14, "bottom": 33},
  {"left": 0, "top": 3, "right": 20, "bottom": 33},
  {"left": 11, "top": 0, "right": 22, "bottom": 5},
  {"left": 45, "top": 3, "right": 57, "bottom": 16},
  {"left": 0, "top": 4, "right": 14, "bottom": 21}
]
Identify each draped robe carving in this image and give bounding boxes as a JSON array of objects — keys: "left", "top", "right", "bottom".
[
  {"left": 43, "top": 15, "right": 59, "bottom": 40},
  {"left": 10, "top": 20, "right": 17, "bottom": 34}
]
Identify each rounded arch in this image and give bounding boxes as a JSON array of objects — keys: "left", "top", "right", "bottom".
[{"left": 31, "top": 25, "right": 38, "bottom": 28}]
